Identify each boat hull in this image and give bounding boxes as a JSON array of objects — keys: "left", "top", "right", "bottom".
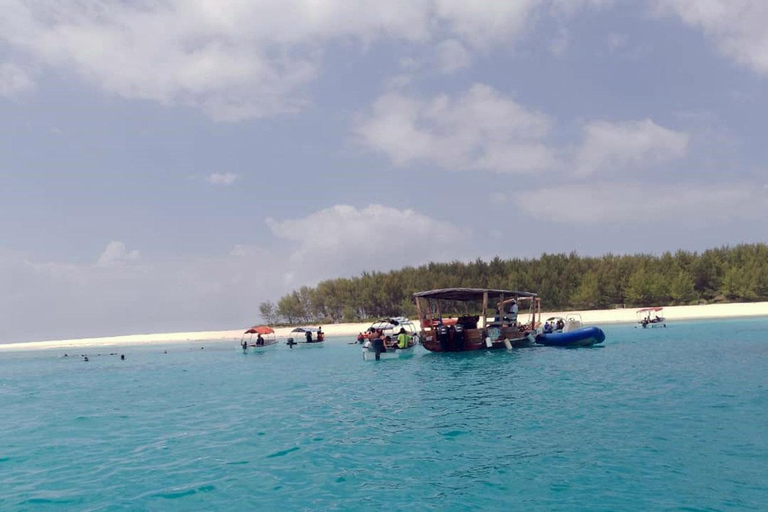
[
  {"left": 535, "top": 326, "right": 605, "bottom": 347},
  {"left": 362, "top": 344, "right": 416, "bottom": 360},
  {"left": 420, "top": 333, "right": 535, "bottom": 352},
  {"left": 248, "top": 340, "right": 279, "bottom": 349},
  {"left": 286, "top": 339, "right": 324, "bottom": 348}
]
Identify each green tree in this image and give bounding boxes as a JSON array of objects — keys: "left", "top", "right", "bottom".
[{"left": 258, "top": 301, "right": 278, "bottom": 325}]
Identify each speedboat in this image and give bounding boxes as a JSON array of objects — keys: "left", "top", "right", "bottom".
[
  {"left": 362, "top": 336, "right": 418, "bottom": 360},
  {"left": 363, "top": 317, "right": 419, "bottom": 341},
  {"left": 412, "top": 288, "right": 541, "bottom": 352},
  {"left": 535, "top": 315, "right": 605, "bottom": 347},
  {"left": 286, "top": 327, "right": 325, "bottom": 348}
]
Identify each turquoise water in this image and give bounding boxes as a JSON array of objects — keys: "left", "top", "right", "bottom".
[{"left": 2, "top": 319, "right": 768, "bottom": 511}]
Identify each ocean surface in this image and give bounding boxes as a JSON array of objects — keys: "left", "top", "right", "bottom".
[{"left": 1, "top": 319, "right": 767, "bottom": 511}]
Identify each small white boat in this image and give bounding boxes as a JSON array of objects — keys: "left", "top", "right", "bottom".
[
  {"left": 240, "top": 325, "right": 278, "bottom": 351},
  {"left": 636, "top": 307, "right": 666, "bottom": 328}
]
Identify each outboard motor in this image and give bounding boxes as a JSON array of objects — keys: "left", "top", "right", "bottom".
[
  {"left": 437, "top": 325, "right": 450, "bottom": 351},
  {"left": 452, "top": 324, "right": 465, "bottom": 351}
]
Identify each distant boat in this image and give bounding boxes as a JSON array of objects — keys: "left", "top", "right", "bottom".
[
  {"left": 241, "top": 325, "right": 278, "bottom": 350},
  {"left": 636, "top": 307, "right": 666, "bottom": 328},
  {"left": 286, "top": 327, "right": 325, "bottom": 348},
  {"left": 535, "top": 315, "right": 605, "bottom": 347},
  {"left": 413, "top": 288, "right": 540, "bottom": 352}
]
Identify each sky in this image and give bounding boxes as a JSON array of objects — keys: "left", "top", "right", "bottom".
[{"left": 1, "top": 0, "right": 768, "bottom": 342}]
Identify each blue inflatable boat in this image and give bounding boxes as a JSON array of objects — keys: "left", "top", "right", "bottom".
[
  {"left": 536, "top": 326, "right": 605, "bottom": 347},
  {"left": 535, "top": 316, "right": 605, "bottom": 347}
]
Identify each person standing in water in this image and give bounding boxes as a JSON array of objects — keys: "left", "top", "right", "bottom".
[
  {"left": 241, "top": 338, "right": 248, "bottom": 353},
  {"left": 370, "top": 331, "right": 385, "bottom": 360}
]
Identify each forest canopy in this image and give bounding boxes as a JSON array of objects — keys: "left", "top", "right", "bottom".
[{"left": 258, "top": 244, "right": 768, "bottom": 325}]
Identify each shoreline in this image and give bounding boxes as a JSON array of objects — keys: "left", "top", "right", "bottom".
[{"left": 2, "top": 301, "right": 768, "bottom": 353}]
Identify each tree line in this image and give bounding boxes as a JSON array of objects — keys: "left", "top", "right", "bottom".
[{"left": 258, "top": 244, "right": 768, "bottom": 325}]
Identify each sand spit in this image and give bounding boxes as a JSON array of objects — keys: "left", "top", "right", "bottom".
[{"left": 2, "top": 302, "right": 768, "bottom": 352}]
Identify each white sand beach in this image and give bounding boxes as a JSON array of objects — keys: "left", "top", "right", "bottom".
[{"left": 2, "top": 302, "right": 768, "bottom": 353}]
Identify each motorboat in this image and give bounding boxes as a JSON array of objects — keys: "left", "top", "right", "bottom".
[
  {"left": 412, "top": 288, "right": 541, "bottom": 352},
  {"left": 364, "top": 317, "right": 419, "bottom": 340},
  {"left": 240, "top": 325, "right": 278, "bottom": 350},
  {"left": 636, "top": 307, "right": 666, "bottom": 328},
  {"left": 535, "top": 315, "right": 605, "bottom": 347},
  {"left": 286, "top": 327, "right": 325, "bottom": 348},
  {"left": 362, "top": 335, "right": 418, "bottom": 360}
]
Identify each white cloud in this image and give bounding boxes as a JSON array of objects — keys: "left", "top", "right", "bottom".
[
  {"left": 0, "top": 0, "right": 613, "bottom": 120},
  {"left": 207, "top": 172, "right": 238, "bottom": 185},
  {"left": 434, "top": 0, "right": 540, "bottom": 48},
  {"left": 0, "top": 63, "right": 35, "bottom": 98},
  {"left": 267, "top": 204, "right": 465, "bottom": 275},
  {"left": 2, "top": 242, "right": 289, "bottom": 342},
  {"left": 516, "top": 183, "right": 768, "bottom": 224},
  {"left": 358, "top": 87, "right": 689, "bottom": 177},
  {"left": 435, "top": 39, "right": 472, "bottom": 73},
  {"left": 356, "top": 84, "right": 558, "bottom": 173},
  {"left": 573, "top": 119, "right": 689, "bottom": 175},
  {"left": 654, "top": 0, "right": 768, "bottom": 74},
  {"left": 96, "top": 241, "right": 140, "bottom": 267}
]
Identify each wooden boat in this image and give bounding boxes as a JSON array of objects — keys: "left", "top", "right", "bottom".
[
  {"left": 240, "top": 325, "right": 278, "bottom": 350},
  {"left": 535, "top": 315, "right": 605, "bottom": 347},
  {"left": 636, "top": 307, "right": 666, "bottom": 328},
  {"left": 286, "top": 327, "right": 325, "bottom": 347},
  {"left": 413, "top": 288, "right": 541, "bottom": 352}
]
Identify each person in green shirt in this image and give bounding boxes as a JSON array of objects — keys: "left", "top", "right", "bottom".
[{"left": 397, "top": 328, "right": 411, "bottom": 349}]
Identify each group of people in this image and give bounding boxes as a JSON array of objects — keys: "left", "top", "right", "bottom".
[
  {"left": 361, "top": 327, "right": 414, "bottom": 360},
  {"left": 305, "top": 327, "right": 324, "bottom": 343},
  {"left": 543, "top": 318, "right": 565, "bottom": 333}
]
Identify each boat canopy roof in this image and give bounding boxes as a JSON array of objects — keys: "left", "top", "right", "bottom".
[
  {"left": 290, "top": 326, "right": 321, "bottom": 333},
  {"left": 637, "top": 307, "right": 664, "bottom": 313},
  {"left": 413, "top": 288, "right": 537, "bottom": 301},
  {"left": 370, "top": 317, "right": 411, "bottom": 327},
  {"left": 244, "top": 325, "right": 274, "bottom": 335}
]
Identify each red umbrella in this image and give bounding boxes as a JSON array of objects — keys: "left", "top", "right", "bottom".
[{"left": 244, "top": 325, "right": 275, "bottom": 335}]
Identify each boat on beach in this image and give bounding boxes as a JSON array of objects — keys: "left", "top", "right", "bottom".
[
  {"left": 535, "top": 315, "right": 605, "bottom": 347},
  {"left": 240, "top": 325, "right": 278, "bottom": 350},
  {"left": 413, "top": 288, "right": 541, "bottom": 352},
  {"left": 286, "top": 327, "right": 325, "bottom": 348},
  {"left": 637, "top": 307, "right": 667, "bottom": 328}
]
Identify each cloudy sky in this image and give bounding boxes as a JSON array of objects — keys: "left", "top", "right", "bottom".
[{"left": 2, "top": 0, "right": 767, "bottom": 342}]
